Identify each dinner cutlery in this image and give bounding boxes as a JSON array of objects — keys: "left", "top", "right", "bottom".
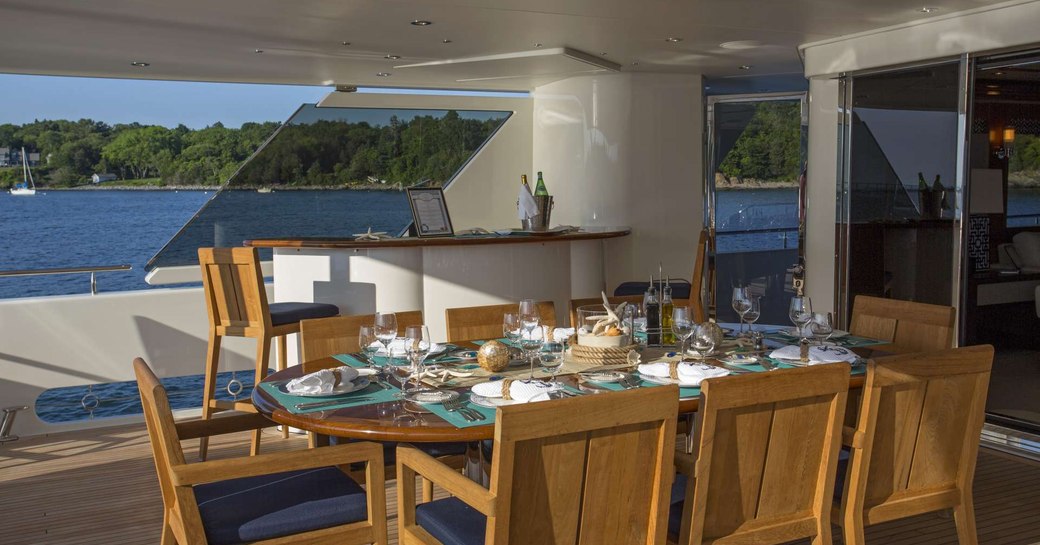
[
  {"left": 443, "top": 398, "right": 475, "bottom": 421},
  {"left": 294, "top": 397, "right": 371, "bottom": 411},
  {"left": 619, "top": 375, "right": 641, "bottom": 389}
]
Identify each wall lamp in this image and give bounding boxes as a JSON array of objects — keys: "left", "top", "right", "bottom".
[{"left": 996, "top": 126, "right": 1015, "bottom": 160}]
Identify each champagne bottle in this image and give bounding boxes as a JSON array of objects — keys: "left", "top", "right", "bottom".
[
  {"left": 661, "top": 278, "right": 675, "bottom": 345},
  {"left": 521, "top": 174, "right": 532, "bottom": 195},
  {"left": 645, "top": 276, "right": 661, "bottom": 345},
  {"left": 917, "top": 172, "right": 928, "bottom": 191},
  {"left": 534, "top": 171, "right": 549, "bottom": 196}
]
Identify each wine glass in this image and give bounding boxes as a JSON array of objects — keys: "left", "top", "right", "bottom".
[
  {"left": 358, "top": 325, "right": 379, "bottom": 368},
  {"left": 503, "top": 312, "right": 521, "bottom": 344},
  {"left": 788, "top": 296, "right": 813, "bottom": 340},
  {"left": 671, "top": 306, "right": 695, "bottom": 357},
  {"left": 518, "top": 300, "right": 541, "bottom": 378},
  {"left": 731, "top": 287, "right": 752, "bottom": 336},
  {"left": 810, "top": 312, "right": 834, "bottom": 346},
  {"left": 539, "top": 340, "right": 565, "bottom": 384},
  {"left": 743, "top": 296, "right": 761, "bottom": 332},
  {"left": 519, "top": 323, "right": 544, "bottom": 380},
  {"left": 403, "top": 325, "right": 431, "bottom": 393},
  {"left": 689, "top": 323, "right": 717, "bottom": 360},
  {"left": 373, "top": 312, "right": 398, "bottom": 362}
]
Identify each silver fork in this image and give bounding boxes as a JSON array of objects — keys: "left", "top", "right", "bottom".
[
  {"left": 443, "top": 397, "right": 475, "bottom": 422},
  {"left": 619, "top": 374, "right": 641, "bottom": 389}
]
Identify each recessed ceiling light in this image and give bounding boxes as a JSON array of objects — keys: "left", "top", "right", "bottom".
[
  {"left": 986, "top": 84, "right": 1000, "bottom": 89},
  {"left": 665, "top": 37, "right": 683, "bottom": 43},
  {"left": 919, "top": 6, "right": 939, "bottom": 13},
  {"left": 995, "top": 71, "right": 1005, "bottom": 76},
  {"left": 720, "top": 40, "right": 763, "bottom": 50},
  {"left": 411, "top": 20, "right": 432, "bottom": 26},
  {"left": 738, "top": 65, "right": 752, "bottom": 70},
  {"left": 986, "top": 90, "right": 1001, "bottom": 96},
  {"left": 341, "top": 41, "right": 351, "bottom": 46},
  {"left": 385, "top": 54, "right": 401, "bottom": 60},
  {"left": 376, "top": 72, "right": 392, "bottom": 77},
  {"left": 254, "top": 49, "right": 264, "bottom": 54},
  {"left": 131, "top": 61, "right": 150, "bottom": 67},
  {"left": 534, "top": 43, "right": 543, "bottom": 48},
  {"left": 442, "top": 39, "right": 452, "bottom": 44}
]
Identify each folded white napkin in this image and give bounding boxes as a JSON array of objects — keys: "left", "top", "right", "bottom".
[
  {"left": 769, "top": 344, "right": 857, "bottom": 364},
  {"left": 286, "top": 366, "right": 360, "bottom": 395},
  {"left": 518, "top": 185, "right": 539, "bottom": 220},
  {"left": 552, "top": 327, "right": 575, "bottom": 343},
  {"left": 638, "top": 362, "right": 729, "bottom": 386},
  {"left": 471, "top": 379, "right": 555, "bottom": 402}
]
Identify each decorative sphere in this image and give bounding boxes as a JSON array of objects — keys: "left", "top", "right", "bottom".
[{"left": 477, "top": 340, "right": 511, "bottom": 372}]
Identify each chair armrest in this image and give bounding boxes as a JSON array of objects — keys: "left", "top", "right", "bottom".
[
  {"left": 397, "top": 444, "right": 495, "bottom": 516},
  {"left": 171, "top": 441, "right": 383, "bottom": 486},
  {"left": 175, "top": 413, "right": 275, "bottom": 440},
  {"left": 842, "top": 426, "right": 865, "bottom": 449}
]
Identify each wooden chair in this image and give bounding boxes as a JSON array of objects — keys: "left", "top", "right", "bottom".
[
  {"left": 444, "top": 301, "right": 556, "bottom": 343},
  {"left": 849, "top": 295, "right": 956, "bottom": 353},
  {"left": 397, "top": 385, "right": 679, "bottom": 545},
  {"left": 133, "top": 357, "right": 387, "bottom": 545},
  {"left": 299, "top": 310, "right": 424, "bottom": 361},
  {"left": 833, "top": 345, "right": 994, "bottom": 545},
  {"left": 198, "top": 247, "right": 338, "bottom": 459},
  {"left": 672, "top": 364, "right": 850, "bottom": 545},
  {"left": 691, "top": 228, "right": 710, "bottom": 323}
]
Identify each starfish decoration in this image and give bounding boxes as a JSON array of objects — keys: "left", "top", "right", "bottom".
[
  {"left": 353, "top": 227, "right": 390, "bottom": 241},
  {"left": 591, "top": 291, "right": 628, "bottom": 335}
]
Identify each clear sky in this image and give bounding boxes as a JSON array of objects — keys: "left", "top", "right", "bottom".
[{"left": 0, "top": 74, "right": 330, "bottom": 129}]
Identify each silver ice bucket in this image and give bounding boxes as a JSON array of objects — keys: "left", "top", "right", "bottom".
[{"left": 521, "top": 195, "right": 554, "bottom": 231}]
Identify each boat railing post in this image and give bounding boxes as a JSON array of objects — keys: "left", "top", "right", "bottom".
[
  {"left": 90, "top": 271, "right": 97, "bottom": 295},
  {"left": 0, "top": 406, "right": 28, "bottom": 443}
]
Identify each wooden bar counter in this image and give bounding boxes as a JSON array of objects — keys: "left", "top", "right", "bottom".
[{"left": 246, "top": 227, "right": 630, "bottom": 366}]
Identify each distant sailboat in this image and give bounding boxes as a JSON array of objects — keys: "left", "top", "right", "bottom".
[
  {"left": 10, "top": 147, "right": 37, "bottom": 196},
  {"left": 257, "top": 187, "right": 274, "bottom": 193}
]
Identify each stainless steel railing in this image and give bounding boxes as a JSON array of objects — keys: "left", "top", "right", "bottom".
[{"left": 0, "top": 264, "right": 132, "bottom": 295}]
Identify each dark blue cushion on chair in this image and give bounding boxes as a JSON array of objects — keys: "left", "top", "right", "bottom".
[
  {"left": 668, "top": 473, "right": 689, "bottom": 538},
  {"left": 415, "top": 496, "right": 487, "bottom": 545},
  {"left": 269, "top": 302, "right": 339, "bottom": 326},
  {"left": 194, "top": 466, "right": 367, "bottom": 545},
  {"left": 834, "top": 447, "right": 851, "bottom": 503}
]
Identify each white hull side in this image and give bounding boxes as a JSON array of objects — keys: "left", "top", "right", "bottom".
[{"left": 9, "top": 188, "right": 35, "bottom": 196}]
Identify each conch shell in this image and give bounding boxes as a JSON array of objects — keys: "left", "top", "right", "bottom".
[{"left": 591, "top": 291, "right": 628, "bottom": 336}]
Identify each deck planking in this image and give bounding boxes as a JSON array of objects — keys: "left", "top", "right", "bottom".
[{"left": 1, "top": 424, "right": 1038, "bottom": 545}]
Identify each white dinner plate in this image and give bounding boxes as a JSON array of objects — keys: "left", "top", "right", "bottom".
[
  {"left": 279, "top": 377, "right": 371, "bottom": 397},
  {"left": 721, "top": 354, "right": 759, "bottom": 365},
  {"left": 469, "top": 393, "right": 523, "bottom": 408},
  {"left": 775, "top": 328, "right": 849, "bottom": 339},
  {"left": 578, "top": 370, "right": 627, "bottom": 383},
  {"left": 372, "top": 340, "right": 447, "bottom": 357}
]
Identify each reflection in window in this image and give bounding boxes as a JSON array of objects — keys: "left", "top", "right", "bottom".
[
  {"left": 148, "top": 105, "right": 511, "bottom": 269},
  {"left": 1008, "top": 134, "right": 1040, "bottom": 227}
]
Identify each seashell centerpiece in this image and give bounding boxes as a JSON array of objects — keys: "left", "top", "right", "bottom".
[{"left": 575, "top": 293, "right": 633, "bottom": 348}]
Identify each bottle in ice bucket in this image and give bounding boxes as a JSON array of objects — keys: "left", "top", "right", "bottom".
[
  {"left": 645, "top": 276, "right": 661, "bottom": 345},
  {"left": 534, "top": 171, "right": 549, "bottom": 197}
]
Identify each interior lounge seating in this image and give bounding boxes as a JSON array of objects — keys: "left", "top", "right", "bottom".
[
  {"left": 833, "top": 345, "right": 994, "bottom": 545},
  {"left": 197, "top": 247, "right": 339, "bottom": 459},
  {"left": 848, "top": 295, "right": 956, "bottom": 354},
  {"left": 444, "top": 301, "right": 556, "bottom": 343},
  {"left": 396, "top": 385, "right": 679, "bottom": 545},
  {"left": 133, "top": 357, "right": 388, "bottom": 545},
  {"left": 671, "top": 364, "right": 850, "bottom": 545}
]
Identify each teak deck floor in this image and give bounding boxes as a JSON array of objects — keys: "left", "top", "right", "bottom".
[{"left": 1, "top": 424, "right": 1038, "bottom": 545}]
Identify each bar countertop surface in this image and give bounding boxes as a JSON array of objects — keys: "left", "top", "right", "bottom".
[{"left": 244, "top": 226, "right": 631, "bottom": 249}]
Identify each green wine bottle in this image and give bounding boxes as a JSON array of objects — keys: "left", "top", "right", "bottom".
[{"left": 534, "top": 171, "right": 549, "bottom": 196}]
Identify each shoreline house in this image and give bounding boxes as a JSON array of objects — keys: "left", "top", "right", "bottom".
[
  {"left": 0, "top": 147, "right": 41, "bottom": 167},
  {"left": 91, "top": 173, "right": 118, "bottom": 184}
]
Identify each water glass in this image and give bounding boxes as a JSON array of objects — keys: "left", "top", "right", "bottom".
[
  {"left": 743, "top": 297, "right": 761, "bottom": 332},
  {"left": 540, "top": 341, "right": 565, "bottom": 383},
  {"left": 788, "top": 296, "right": 813, "bottom": 339},
  {"left": 503, "top": 312, "right": 521, "bottom": 343},
  {"left": 403, "top": 325, "right": 431, "bottom": 393},
  {"left": 671, "top": 306, "right": 695, "bottom": 356},
  {"left": 689, "top": 323, "right": 717, "bottom": 359},
  {"left": 358, "top": 325, "right": 379, "bottom": 367},
  {"left": 731, "top": 287, "right": 752, "bottom": 335},
  {"left": 810, "top": 312, "right": 834, "bottom": 345},
  {"left": 374, "top": 312, "right": 398, "bottom": 357},
  {"left": 518, "top": 324, "right": 544, "bottom": 379}
]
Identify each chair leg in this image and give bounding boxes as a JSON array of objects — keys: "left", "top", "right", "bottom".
[
  {"left": 953, "top": 494, "right": 979, "bottom": 545},
  {"left": 812, "top": 520, "right": 834, "bottom": 545},
  {"left": 199, "top": 331, "right": 222, "bottom": 461},
  {"left": 278, "top": 334, "right": 289, "bottom": 439},
  {"left": 842, "top": 509, "right": 866, "bottom": 545},
  {"left": 160, "top": 512, "right": 176, "bottom": 545},
  {"left": 250, "top": 334, "right": 272, "bottom": 456}
]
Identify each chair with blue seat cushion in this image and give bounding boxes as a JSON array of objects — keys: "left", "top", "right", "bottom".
[
  {"left": 671, "top": 364, "right": 850, "bottom": 545},
  {"left": 198, "top": 247, "right": 339, "bottom": 459},
  {"left": 134, "top": 357, "right": 386, "bottom": 545},
  {"left": 832, "top": 346, "right": 993, "bottom": 545},
  {"left": 397, "top": 385, "right": 679, "bottom": 545}
]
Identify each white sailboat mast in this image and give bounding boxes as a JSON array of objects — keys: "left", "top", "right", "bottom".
[{"left": 22, "top": 147, "right": 35, "bottom": 188}]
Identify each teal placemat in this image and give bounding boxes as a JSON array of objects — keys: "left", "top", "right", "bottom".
[
  {"left": 258, "top": 380, "right": 399, "bottom": 414},
  {"left": 423, "top": 394, "right": 497, "bottom": 428}
]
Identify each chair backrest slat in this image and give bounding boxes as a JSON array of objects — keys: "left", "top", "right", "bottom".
[
  {"left": 198, "top": 248, "right": 270, "bottom": 331},
  {"left": 849, "top": 295, "right": 955, "bottom": 353},
  {"left": 680, "top": 365, "right": 849, "bottom": 545},
  {"left": 487, "top": 386, "right": 678, "bottom": 545},
  {"left": 445, "top": 301, "right": 556, "bottom": 343},
  {"left": 299, "top": 311, "right": 424, "bottom": 361},
  {"left": 845, "top": 346, "right": 993, "bottom": 516}
]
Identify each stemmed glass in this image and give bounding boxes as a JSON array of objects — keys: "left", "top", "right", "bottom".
[
  {"left": 671, "top": 306, "right": 695, "bottom": 358},
  {"left": 373, "top": 312, "right": 398, "bottom": 363},
  {"left": 358, "top": 325, "right": 379, "bottom": 368},
  {"left": 689, "top": 323, "right": 717, "bottom": 359},
  {"left": 743, "top": 296, "right": 761, "bottom": 334},
  {"left": 789, "top": 296, "right": 813, "bottom": 341},
  {"left": 403, "top": 325, "right": 431, "bottom": 393},
  {"left": 810, "top": 312, "right": 834, "bottom": 346},
  {"left": 518, "top": 300, "right": 541, "bottom": 379},
  {"left": 503, "top": 312, "right": 521, "bottom": 345},
  {"left": 731, "top": 287, "right": 752, "bottom": 336},
  {"left": 539, "top": 340, "right": 565, "bottom": 384}
]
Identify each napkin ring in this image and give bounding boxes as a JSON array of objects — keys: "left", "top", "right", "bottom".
[
  {"left": 501, "top": 379, "right": 514, "bottom": 400},
  {"left": 669, "top": 361, "right": 679, "bottom": 380}
]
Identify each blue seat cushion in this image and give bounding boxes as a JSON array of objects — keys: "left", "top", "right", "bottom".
[
  {"left": 415, "top": 496, "right": 487, "bottom": 545},
  {"left": 834, "top": 447, "right": 851, "bottom": 503},
  {"left": 668, "top": 473, "right": 689, "bottom": 538},
  {"left": 269, "top": 302, "right": 339, "bottom": 326},
  {"left": 194, "top": 466, "right": 367, "bottom": 545}
]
